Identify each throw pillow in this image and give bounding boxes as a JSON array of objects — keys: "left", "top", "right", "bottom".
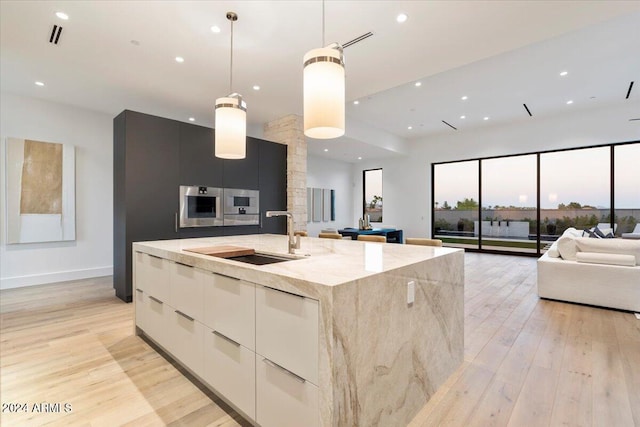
[{"left": 582, "top": 226, "right": 614, "bottom": 239}]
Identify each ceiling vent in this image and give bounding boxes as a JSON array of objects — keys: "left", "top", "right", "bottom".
[
  {"left": 343, "top": 32, "right": 373, "bottom": 49},
  {"left": 523, "top": 103, "right": 533, "bottom": 117},
  {"left": 626, "top": 81, "right": 634, "bottom": 99},
  {"left": 442, "top": 120, "right": 457, "bottom": 130},
  {"left": 49, "top": 25, "right": 63, "bottom": 45}
]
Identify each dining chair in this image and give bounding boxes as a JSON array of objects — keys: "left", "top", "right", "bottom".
[
  {"left": 405, "top": 238, "right": 443, "bottom": 247},
  {"left": 357, "top": 235, "right": 386, "bottom": 243},
  {"left": 319, "top": 232, "right": 343, "bottom": 239}
]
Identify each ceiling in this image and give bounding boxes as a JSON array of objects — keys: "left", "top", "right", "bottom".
[{"left": 1, "top": 1, "right": 639, "bottom": 163}]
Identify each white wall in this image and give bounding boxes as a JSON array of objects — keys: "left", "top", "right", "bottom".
[
  {"left": 352, "top": 103, "right": 640, "bottom": 239},
  {"left": 306, "top": 155, "right": 354, "bottom": 236},
  {"left": 0, "top": 93, "right": 113, "bottom": 289}
]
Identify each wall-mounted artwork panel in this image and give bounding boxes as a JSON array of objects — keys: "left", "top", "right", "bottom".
[
  {"left": 307, "top": 187, "right": 313, "bottom": 223},
  {"left": 5, "top": 137, "right": 76, "bottom": 244},
  {"left": 312, "top": 188, "right": 322, "bottom": 222},
  {"left": 322, "top": 189, "right": 331, "bottom": 221}
]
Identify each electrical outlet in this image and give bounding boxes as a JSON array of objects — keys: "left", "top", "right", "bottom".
[{"left": 407, "top": 281, "right": 415, "bottom": 305}]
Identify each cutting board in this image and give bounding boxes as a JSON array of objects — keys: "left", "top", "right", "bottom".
[{"left": 184, "top": 245, "right": 255, "bottom": 258}]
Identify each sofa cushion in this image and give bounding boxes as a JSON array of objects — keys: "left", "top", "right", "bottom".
[
  {"left": 557, "top": 235, "right": 578, "bottom": 261},
  {"left": 547, "top": 241, "right": 560, "bottom": 258},
  {"left": 576, "top": 251, "right": 636, "bottom": 267},
  {"left": 574, "top": 237, "right": 640, "bottom": 265},
  {"left": 553, "top": 227, "right": 583, "bottom": 260}
]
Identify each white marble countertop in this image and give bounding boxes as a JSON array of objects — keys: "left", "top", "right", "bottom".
[{"left": 133, "top": 234, "right": 461, "bottom": 289}]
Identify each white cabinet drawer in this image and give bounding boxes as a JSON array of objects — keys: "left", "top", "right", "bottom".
[
  {"left": 204, "top": 273, "right": 255, "bottom": 350},
  {"left": 256, "top": 286, "right": 319, "bottom": 385},
  {"left": 141, "top": 292, "right": 172, "bottom": 351},
  {"left": 134, "top": 288, "right": 148, "bottom": 331},
  {"left": 168, "top": 310, "right": 205, "bottom": 378},
  {"left": 256, "top": 356, "right": 319, "bottom": 427},
  {"left": 170, "top": 262, "right": 205, "bottom": 321},
  {"left": 137, "top": 252, "right": 170, "bottom": 303},
  {"left": 203, "top": 328, "right": 255, "bottom": 420}
]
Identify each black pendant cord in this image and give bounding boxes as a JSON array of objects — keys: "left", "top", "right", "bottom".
[
  {"left": 322, "top": 0, "right": 325, "bottom": 46},
  {"left": 229, "top": 18, "right": 233, "bottom": 94}
]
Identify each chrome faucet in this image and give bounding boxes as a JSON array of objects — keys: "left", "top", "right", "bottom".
[{"left": 265, "top": 211, "right": 300, "bottom": 254}]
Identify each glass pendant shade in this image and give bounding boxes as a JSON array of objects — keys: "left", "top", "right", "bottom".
[
  {"left": 214, "top": 96, "right": 246, "bottom": 159},
  {"left": 303, "top": 47, "right": 345, "bottom": 139}
]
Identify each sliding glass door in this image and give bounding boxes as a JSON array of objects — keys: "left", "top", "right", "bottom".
[
  {"left": 481, "top": 155, "right": 537, "bottom": 253},
  {"left": 432, "top": 141, "right": 639, "bottom": 256},
  {"left": 540, "top": 147, "right": 610, "bottom": 241},
  {"left": 433, "top": 160, "right": 479, "bottom": 249},
  {"left": 614, "top": 144, "right": 640, "bottom": 236}
]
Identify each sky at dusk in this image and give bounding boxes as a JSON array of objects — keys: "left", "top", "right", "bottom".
[{"left": 434, "top": 144, "right": 640, "bottom": 209}]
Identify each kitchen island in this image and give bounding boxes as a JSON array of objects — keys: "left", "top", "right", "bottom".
[{"left": 133, "top": 234, "right": 464, "bottom": 427}]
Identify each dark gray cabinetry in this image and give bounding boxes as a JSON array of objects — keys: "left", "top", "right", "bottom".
[
  {"left": 259, "top": 141, "right": 288, "bottom": 234},
  {"left": 179, "top": 123, "right": 223, "bottom": 187},
  {"left": 114, "top": 110, "right": 180, "bottom": 302},
  {"left": 114, "top": 110, "right": 287, "bottom": 302},
  {"left": 222, "top": 137, "right": 260, "bottom": 190}
]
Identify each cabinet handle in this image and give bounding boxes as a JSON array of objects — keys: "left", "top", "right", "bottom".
[
  {"left": 263, "top": 285, "right": 304, "bottom": 299},
  {"left": 175, "top": 212, "right": 178, "bottom": 233},
  {"left": 148, "top": 254, "right": 162, "bottom": 260},
  {"left": 135, "top": 288, "right": 143, "bottom": 293},
  {"left": 175, "top": 310, "right": 194, "bottom": 322},
  {"left": 149, "top": 295, "right": 163, "bottom": 304},
  {"left": 212, "top": 330, "right": 241, "bottom": 347},
  {"left": 262, "top": 358, "right": 306, "bottom": 383},
  {"left": 213, "top": 272, "right": 240, "bottom": 281},
  {"left": 175, "top": 261, "right": 193, "bottom": 268}
]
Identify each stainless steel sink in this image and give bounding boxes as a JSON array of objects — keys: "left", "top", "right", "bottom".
[{"left": 227, "top": 253, "right": 300, "bottom": 265}]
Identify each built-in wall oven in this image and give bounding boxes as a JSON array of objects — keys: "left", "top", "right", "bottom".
[
  {"left": 223, "top": 188, "right": 260, "bottom": 226},
  {"left": 179, "top": 185, "right": 223, "bottom": 227}
]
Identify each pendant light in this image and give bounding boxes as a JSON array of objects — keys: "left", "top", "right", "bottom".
[
  {"left": 303, "top": 0, "right": 345, "bottom": 139},
  {"left": 215, "top": 12, "right": 246, "bottom": 159}
]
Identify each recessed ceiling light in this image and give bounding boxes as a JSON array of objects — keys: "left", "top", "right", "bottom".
[
  {"left": 324, "top": 148, "right": 328, "bottom": 152},
  {"left": 396, "top": 13, "right": 408, "bottom": 23},
  {"left": 566, "top": 100, "right": 574, "bottom": 105},
  {"left": 188, "top": 117, "right": 195, "bottom": 122},
  {"left": 56, "top": 12, "right": 69, "bottom": 20},
  {"left": 461, "top": 96, "right": 468, "bottom": 101},
  {"left": 560, "top": 71, "right": 568, "bottom": 76},
  {"left": 175, "top": 56, "right": 184, "bottom": 63},
  {"left": 253, "top": 85, "right": 260, "bottom": 91},
  {"left": 358, "top": 156, "right": 362, "bottom": 160},
  {"left": 407, "top": 126, "right": 413, "bottom": 130},
  {"left": 35, "top": 81, "right": 45, "bottom": 86},
  {"left": 415, "top": 82, "right": 422, "bottom": 87},
  {"left": 353, "top": 100, "right": 359, "bottom": 105},
  {"left": 483, "top": 116, "right": 489, "bottom": 121},
  {"left": 460, "top": 115, "right": 466, "bottom": 119},
  {"left": 211, "top": 25, "right": 221, "bottom": 33}
]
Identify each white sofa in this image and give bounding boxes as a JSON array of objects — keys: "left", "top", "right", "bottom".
[{"left": 537, "top": 227, "right": 640, "bottom": 311}]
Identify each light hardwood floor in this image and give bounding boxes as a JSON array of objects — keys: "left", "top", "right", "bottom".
[{"left": 1, "top": 253, "right": 638, "bottom": 426}]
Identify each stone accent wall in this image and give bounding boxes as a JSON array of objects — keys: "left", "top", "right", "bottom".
[{"left": 263, "top": 115, "right": 307, "bottom": 232}]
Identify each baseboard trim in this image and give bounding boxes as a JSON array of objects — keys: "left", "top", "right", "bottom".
[{"left": 0, "top": 266, "right": 113, "bottom": 290}]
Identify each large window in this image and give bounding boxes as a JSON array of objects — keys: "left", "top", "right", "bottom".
[
  {"left": 432, "top": 141, "right": 639, "bottom": 255},
  {"left": 363, "top": 169, "right": 383, "bottom": 222},
  {"left": 615, "top": 144, "right": 640, "bottom": 235},
  {"left": 433, "top": 160, "right": 479, "bottom": 249},
  {"left": 540, "top": 147, "right": 610, "bottom": 237},
  {"left": 481, "top": 155, "right": 537, "bottom": 253}
]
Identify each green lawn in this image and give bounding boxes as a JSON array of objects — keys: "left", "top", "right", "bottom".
[{"left": 440, "top": 237, "right": 538, "bottom": 249}]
